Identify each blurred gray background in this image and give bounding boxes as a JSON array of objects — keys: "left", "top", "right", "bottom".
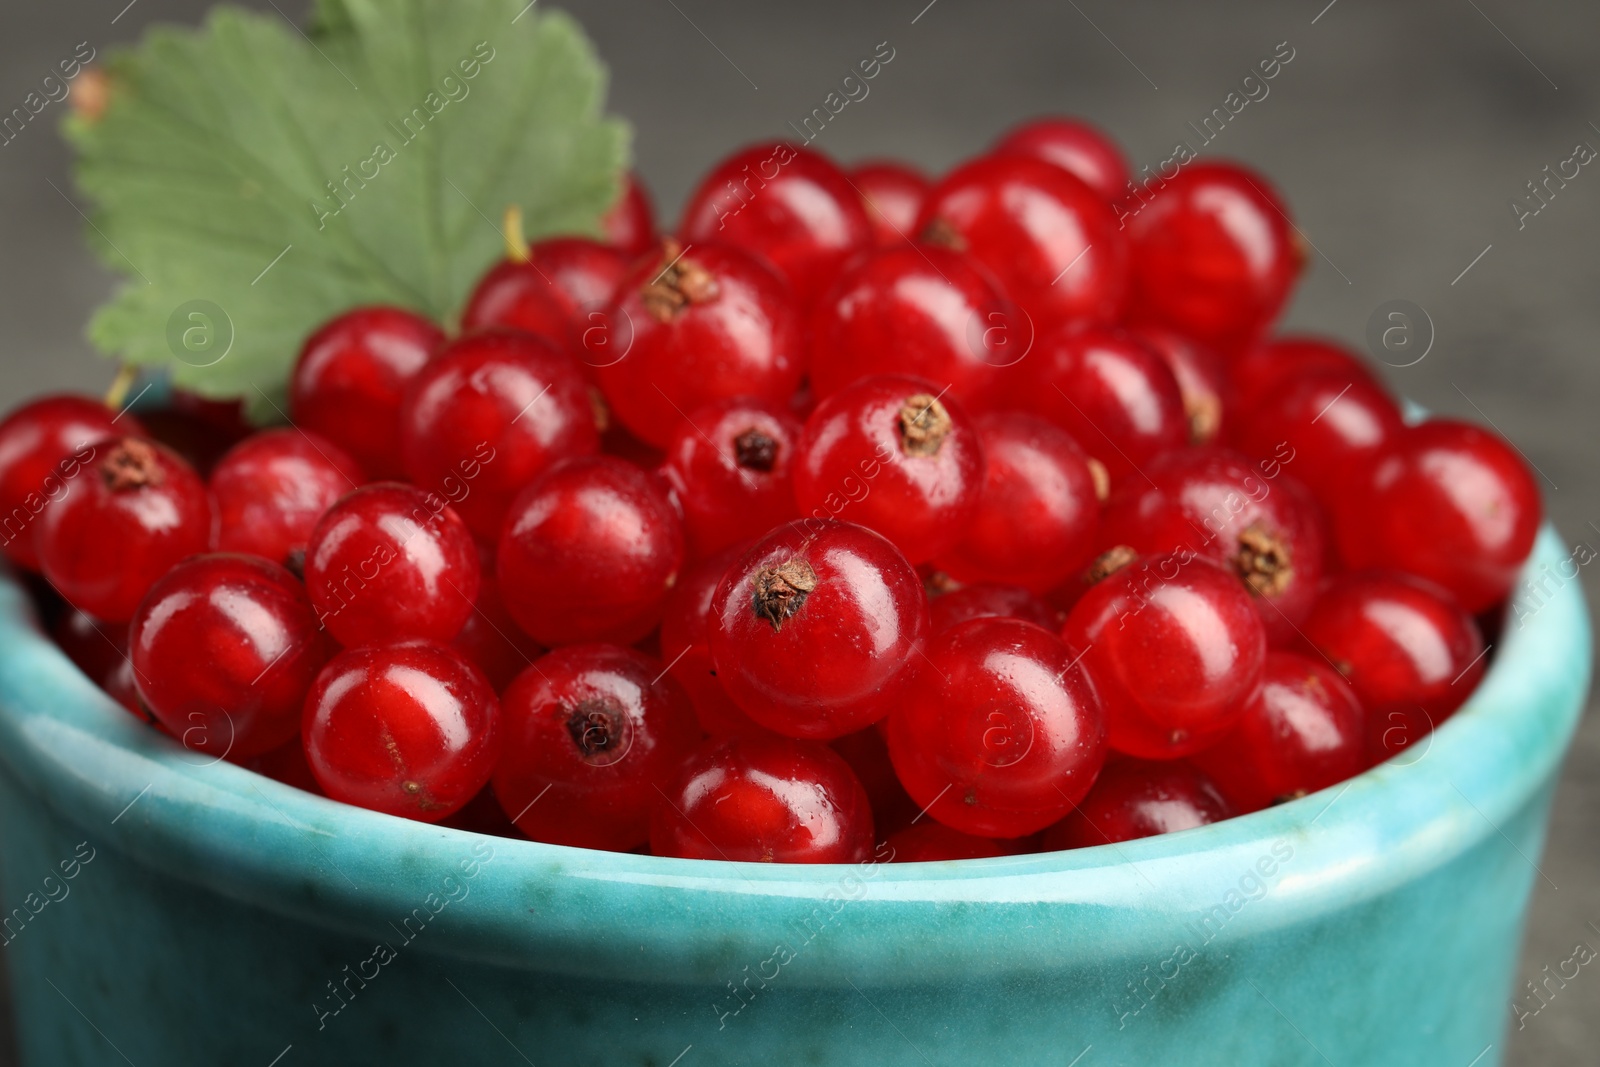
[{"left": 2, "top": 0, "right": 1598, "bottom": 1063}]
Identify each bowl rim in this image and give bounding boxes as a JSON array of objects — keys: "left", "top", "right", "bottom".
[{"left": 0, "top": 523, "right": 1588, "bottom": 981}]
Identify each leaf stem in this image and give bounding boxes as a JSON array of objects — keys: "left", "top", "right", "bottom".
[
  {"left": 104, "top": 364, "right": 138, "bottom": 412},
  {"left": 503, "top": 204, "right": 529, "bottom": 262}
]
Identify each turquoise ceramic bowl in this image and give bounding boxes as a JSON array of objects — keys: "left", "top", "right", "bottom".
[{"left": 0, "top": 528, "right": 1587, "bottom": 1066}]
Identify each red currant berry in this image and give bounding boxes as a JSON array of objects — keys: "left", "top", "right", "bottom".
[
  {"left": 929, "top": 582, "right": 1059, "bottom": 634},
  {"left": 1126, "top": 162, "right": 1303, "bottom": 357},
  {"left": 38, "top": 437, "right": 212, "bottom": 623},
  {"left": 210, "top": 429, "right": 364, "bottom": 569},
  {"left": 936, "top": 412, "right": 1102, "bottom": 593},
  {"left": 497, "top": 456, "right": 685, "bottom": 646},
  {"left": 131, "top": 554, "right": 331, "bottom": 760},
  {"left": 831, "top": 726, "right": 920, "bottom": 837},
  {"left": 1191, "top": 651, "right": 1365, "bottom": 812},
  {"left": 592, "top": 241, "right": 803, "bottom": 447},
  {"left": 794, "top": 376, "right": 985, "bottom": 564},
  {"left": 1231, "top": 335, "right": 1384, "bottom": 419},
  {"left": 1099, "top": 448, "right": 1329, "bottom": 646},
  {"left": 658, "top": 397, "right": 801, "bottom": 559},
  {"left": 450, "top": 565, "right": 543, "bottom": 692},
  {"left": 291, "top": 306, "right": 444, "bottom": 479},
  {"left": 990, "top": 116, "right": 1130, "bottom": 201},
  {"left": 0, "top": 394, "right": 141, "bottom": 571},
  {"left": 659, "top": 543, "right": 766, "bottom": 736},
  {"left": 709, "top": 519, "right": 929, "bottom": 740},
  {"left": 528, "top": 236, "right": 630, "bottom": 324},
  {"left": 1301, "top": 571, "right": 1486, "bottom": 753},
  {"left": 399, "top": 330, "right": 599, "bottom": 540},
  {"left": 1232, "top": 371, "right": 1403, "bottom": 512},
  {"left": 303, "top": 641, "right": 499, "bottom": 821},
  {"left": 52, "top": 607, "right": 128, "bottom": 685},
  {"left": 1130, "top": 325, "right": 1230, "bottom": 446},
  {"left": 887, "top": 820, "right": 1008, "bottom": 862},
  {"left": 807, "top": 245, "right": 1022, "bottom": 407},
  {"left": 851, "top": 160, "right": 931, "bottom": 245},
  {"left": 917, "top": 154, "right": 1129, "bottom": 329},
  {"left": 887, "top": 617, "right": 1108, "bottom": 837},
  {"left": 304, "top": 482, "right": 480, "bottom": 647},
  {"left": 461, "top": 258, "right": 572, "bottom": 349},
  {"left": 601, "top": 171, "right": 657, "bottom": 257},
  {"left": 1062, "top": 552, "right": 1267, "bottom": 759},
  {"left": 679, "top": 142, "right": 873, "bottom": 307},
  {"left": 493, "top": 644, "right": 702, "bottom": 851},
  {"left": 650, "top": 733, "right": 874, "bottom": 863},
  {"left": 1041, "top": 759, "right": 1232, "bottom": 849},
  {"left": 1009, "top": 326, "right": 1188, "bottom": 483},
  {"left": 1335, "top": 420, "right": 1541, "bottom": 613}
]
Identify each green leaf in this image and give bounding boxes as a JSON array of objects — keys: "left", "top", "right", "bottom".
[{"left": 66, "top": 0, "right": 628, "bottom": 416}]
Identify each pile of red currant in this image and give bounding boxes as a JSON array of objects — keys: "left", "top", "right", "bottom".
[{"left": 2, "top": 117, "right": 1541, "bottom": 864}]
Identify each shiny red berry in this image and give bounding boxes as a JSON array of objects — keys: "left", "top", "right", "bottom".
[
  {"left": 658, "top": 397, "right": 801, "bottom": 559},
  {"left": 1335, "top": 420, "right": 1541, "bottom": 613},
  {"left": 601, "top": 171, "right": 657, "bottom": 257},
  {"left": 1009, "top": 325, "right": 1188, "bottom": 483},
  {"left": 592, "top": 241, "right": 803, "bottom": 447},
  {"left": 659, "top": 543, "right": 765, "bottom": 736},
  {"left": 497, "top": 456, "right": 685, "bottom": 646},
  {"left": 929, "top": 582, "right": 1059, "bottom": 634},
  {"left": 1130, "top": 325, "right": 1230, "bottom": 446},
  {"left": 131, "top": 554, "right": 330, "bottom": 760},
  {"left": 1041, "top": 759, "right": 1233, "bottom": 849},
  {"left": 807, "top": 245, "right": 1023, "bottom": 408},
  {"left": 917, "top": 154, "right": 1129, "bottom": 329},
  {"left": 52, "top": 606, "right": 128, "bottom": 685},
  {"left": 493, "top": 644, "right": 702, "bottom": 851},
  {"left": 210, "top": 429, "right": 364, "bottom": 569},
  {"left": 936, "top": 412, "right": 1102, "bottom": 593},
  {"left": 1062, "top": 552, "right": 1267, "bottom": 759},
  {"left": 290, "top": 306, "right": 444, "bottom": 479},
  {"left": 1230, "top": 335, "right": 1384, "bottom": 419},
  {"left": 679, "top": 142, "right": 873, "bottom": 307},
  {"left": 1099, "top": 448, "right": 1329, "bottom": 646},
  {"left": 887, "top": 617, "right": 1107, "bottom": 837},
  {"left": 1232, "top": 371, "right": 1404, "bottom": 513},
  {"left": 1127, "top": 162, "right": 1303, "bottom": 357},
  {"left": 38, "top": 437, "right": 213, "bottom": 623},
  {"left": 1191, "top": 650, "right": 1365, "bottom": 812},
  {"left": 990, "top": 116, "right": 1130, "bottom": 201},
  {"left": 0, "top": 395, "right": 141, "bottom": 571},
  {"left": 887, "top": 820, "right": 1008, "bottom": 862},
  {"left": 304, "top": 482, "right": 480, "bottom": 647},
  {"left": 851, "top": 160, "right": 930, "bottom": 245},
  {"left": 528, "top": 237, "right": 630, "bottom": 324},
  {"left": 399, "top": 330, "right": 599, "bottom": 540},
  {"left": 1301, "top": 571, "right": 1486, "bottom": 759},
  {"left": 460, "top": 260, "right": 572, "bottom": 349},
  {"left": 709, "top": 519, "right": 929, "bottom": 740},
  {"left": 794, "top": 376, "right": 985, "bottom": 564},
  {"left": 650, "top": 733, "right": 874, "bottom": 863},
  {"left": 303, "top": 641, "right": 499, "bottom": 821},
  {"left": 831, "top": 726, "right": 919, "bottom": 838}
]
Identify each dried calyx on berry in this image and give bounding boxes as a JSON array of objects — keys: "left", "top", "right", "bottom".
[
  {"left": 640, "top": 239, "right": 719, "bottom": 322},
  {"left": 918, "top": 217, "right": 966, "bottom": 250},
  {"left": 1087, "top": 545, "right": 1139, "bottom": 584},
  {"left": 1231, "top": 522, "right": 1291, "bottom": 596},
  {"left": 898, "top": 393, "right": 952, "bottom": 457},
  {"left": 734, "top": 427, "right": 779, "bottom": 471},
  {"left": 751, "top": 557, "right": 819, "bottom": 630},
  {"left": 100, "top": 438, "right": 164, "bottom": 490},
  {"left": 566, "top": 697, "right": 628, "bottom": 765}
]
